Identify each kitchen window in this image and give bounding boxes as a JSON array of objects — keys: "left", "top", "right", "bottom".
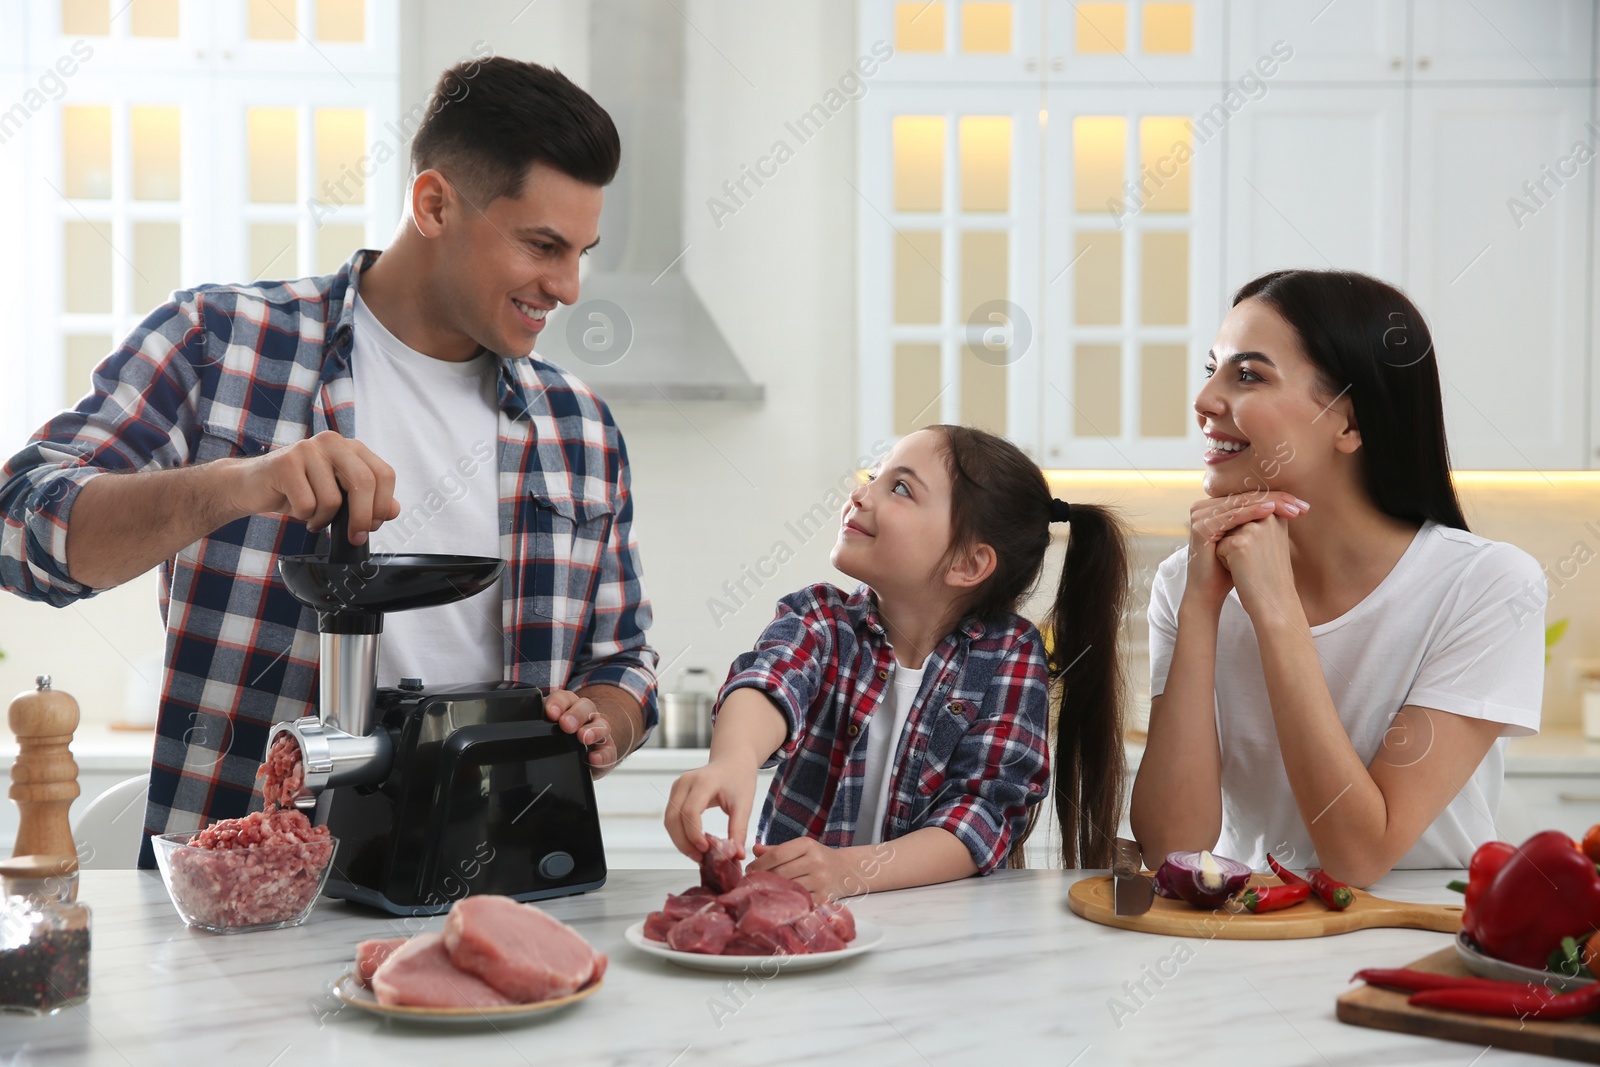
[{"left": 4, "top": 0, "right": 401, "bottom": 448}]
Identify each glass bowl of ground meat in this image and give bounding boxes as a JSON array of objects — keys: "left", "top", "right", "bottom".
[{"left": 152, "top": 810, "right": 337, "bottom": 933}]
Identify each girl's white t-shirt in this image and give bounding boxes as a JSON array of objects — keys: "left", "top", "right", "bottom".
[
  {"left": 350, "top": 294, "right": 504, "bottom": 689},
  {"left": 852, "top": 661, "right": 927, "bottom": 846},
  {"left": 1148, "top": 521, "right": 1546, "bottom": 870}
]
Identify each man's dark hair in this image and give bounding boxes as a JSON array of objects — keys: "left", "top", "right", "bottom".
[{"left": 410, "top": 56, "right": 621, "bottom": 205}]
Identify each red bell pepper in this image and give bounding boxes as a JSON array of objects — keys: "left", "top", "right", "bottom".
[
  {"left": 1458, "top": 839, "right": 1516, "bottom": 934},
  {"left": 1471, "top": 831, "right": 1600, "bottom": 970}
]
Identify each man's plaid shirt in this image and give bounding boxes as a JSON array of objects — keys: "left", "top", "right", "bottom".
[
  {"left": 718, "top": 582, "right": 1051, "bottom": 874},
  {"left": 0, "top": 250, "right": 658, "bottom": 867}
]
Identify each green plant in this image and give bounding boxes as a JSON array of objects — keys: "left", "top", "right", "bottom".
[{"left": 1547, "top": 618, "right": 1570, "bottom": 666}]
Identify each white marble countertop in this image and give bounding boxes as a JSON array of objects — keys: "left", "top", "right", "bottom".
[{"left": 0, "top": 866, "right": 1566, "bottom": 1066}]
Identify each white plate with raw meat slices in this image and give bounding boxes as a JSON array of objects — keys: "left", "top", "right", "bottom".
[
  {"left": 331, "top": 972, "right": 603, "bottom": 1025},
  {"left": 623, "top": 919, "right": 884, "bottom": 973}
]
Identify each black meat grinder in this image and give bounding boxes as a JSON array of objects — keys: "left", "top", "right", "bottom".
[{"left": 267, "top": 498, "right": 607, "bottom": 915}]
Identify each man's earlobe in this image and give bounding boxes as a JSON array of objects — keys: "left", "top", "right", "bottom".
[{"left": 410, "top": 170, "right": 450, "bottom": 237}]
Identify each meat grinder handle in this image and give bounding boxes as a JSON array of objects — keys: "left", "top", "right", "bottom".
[{"left": 328, "top": 490, "right": 371, "bottom": 565}]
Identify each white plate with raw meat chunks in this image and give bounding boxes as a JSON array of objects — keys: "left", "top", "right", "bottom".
[
  {"left": 624, "top": 917, "right": 883, "bottom": 973},
  {"left": 627, "top": 837, "right": 882, "bottom": 972}
]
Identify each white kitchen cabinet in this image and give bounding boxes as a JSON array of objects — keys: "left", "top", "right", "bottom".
[
  {"left": 1221, "top": 86, "right": 1407, "bottom": 304},
  {"left": 595, "top": 749, "right": 776, "bottom": 869},
  {"left": 1228, "top": 0, "right": 1409, "bottom": 83},
  {"left": 1045, "top": 0, "right": 1226, "bottom": 85},
  {"left": 856, "top": 83, "right": 1045, "bottom": 457},
  {"left": 863, "top": 0, "right": 1600, "bottom": 471},
  {"left": 1039, "top": 85, "right": 1224, "bottom": 470},
  {"left": 1231, "top": 0, "right": 1594, "bottom": 84},
  {"left": 1407, "top": 86, "right": 1593, "bottom": 470},
  {"left": 1411, "top": 0, "right": 1595, "bottom": 84},
  {"left": 1496, "top": 773, "right": 1600, "bottom": 845},
  {"left": 857, "top": 0, "right": 1046, "bottom": 85}
]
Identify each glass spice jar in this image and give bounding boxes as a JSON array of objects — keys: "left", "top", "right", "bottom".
[{"left": 0, "top": 855, "right": 90, "bottom": 1016}]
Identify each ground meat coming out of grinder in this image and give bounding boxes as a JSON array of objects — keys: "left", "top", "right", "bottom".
[{"left": 256, "top": 733, "right": 305, "bottom": 812}]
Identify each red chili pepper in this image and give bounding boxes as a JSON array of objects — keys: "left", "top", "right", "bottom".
[
  {"left": 1353, "top": 968, "right": 1557, "bottom": 997},
  {"left": 1410, "top": 980, "right": 1600, "bottom": 1020},
  {"left": 1266, "top": 854, "right": 1307, "bottom": 887},
  {"left": 1239, "top": 883, "right": 1311, "bottom": 913},
  {"left": 1308, "top": 869, "right": 1354, "bottom": 910}
]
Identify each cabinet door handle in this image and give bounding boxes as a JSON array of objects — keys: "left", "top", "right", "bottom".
[{"left": 1557, "top": 793, "right": 1600, "bottom": 803}]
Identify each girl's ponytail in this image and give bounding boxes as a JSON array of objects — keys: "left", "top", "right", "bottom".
[
  {"left": 1042, "top": 504, "right": 1130, "bottom": 870},
  {"left": 928, "top": 424, "right": 1131, "bottom": 870}
]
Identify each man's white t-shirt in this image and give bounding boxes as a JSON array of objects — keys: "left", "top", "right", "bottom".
[
  {"left": 1148, "top": 521, "right": 1546, "bottom": 870},
  {"left": 853, "top": 661, "right": 927, "bottom": 846},
  {"left": 349, "top": 294, "right": 504, "bottom": 689}
]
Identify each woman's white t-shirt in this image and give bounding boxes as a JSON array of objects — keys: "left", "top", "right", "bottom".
[{"left": 1148, "top": 521, "right": 1546, "bottom": 870}]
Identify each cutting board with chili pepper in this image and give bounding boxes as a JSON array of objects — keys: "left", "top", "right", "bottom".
[
  {"left": 1336, "top": 946, "right": 1600, "bottom": 1063},
  {"left": 1067, "top": 874, "right": 1462, "bottom": 939}
]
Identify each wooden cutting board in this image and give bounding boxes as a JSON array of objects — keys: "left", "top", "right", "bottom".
[
  {"left": 1067, "top": 873, "right": 1462, "bottom": 939},
  {"left": 1337, "top": 946, "right": 1600, "bottom": 1063}
]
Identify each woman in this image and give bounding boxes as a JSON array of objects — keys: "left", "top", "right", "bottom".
[{"left": 1130, "top": 269, "right": 1545, "bottom": 887}]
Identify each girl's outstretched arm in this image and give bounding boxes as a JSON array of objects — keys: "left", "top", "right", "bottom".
[
  {"left": 748, "top": 826, "right": 978, "bottom": 901},
  {"left": 663, "top": 688, "right": 787, "bottom": 859}
]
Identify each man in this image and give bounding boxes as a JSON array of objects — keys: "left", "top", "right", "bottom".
[{"left": 0, "top": 58, "right": 658, "bottom": 867}]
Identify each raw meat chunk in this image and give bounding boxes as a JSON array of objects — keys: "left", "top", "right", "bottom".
[
  {"left": 699, "top": 835, "right": 744, "bottom": 893},
  {"left": 371, "top": 934, "right": 513, "bottom": 1009},
  {"left": 815, "top": 901, "right": 857, "bottom": 942},
  {"left": 666, "top": 907, "right": 736, "bottom": 954},
  {"left": 733, "top": 885, "right": 813, "bottom": 936},
  {"left": 355, "top": 937, "right": 407, "bottom": 988},
  {"left": 663, "top": 888, "right": 718, "bottom": 921},
  {"left": 444, "top": 896, "right": 605, "bottom": 1002},
  {"left": 643, "top": 911, "right": 678, "bottom": 942},
  {"left": 788, "top": 911, "right": 847, "bottom": 953}
]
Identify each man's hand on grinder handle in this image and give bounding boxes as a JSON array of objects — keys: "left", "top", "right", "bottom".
[
  {"left": 545, "top": 686, "right": 646, "bottom": 780},
  {"left": 233, "top": 429, "right": 400, "bottom": 542}
]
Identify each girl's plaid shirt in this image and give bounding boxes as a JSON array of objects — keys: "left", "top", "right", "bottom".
[{"left": 718, "top": 582, "right": 1051, "bottom": 874}]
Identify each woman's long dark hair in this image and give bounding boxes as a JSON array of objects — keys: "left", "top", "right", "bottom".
[
  {"left": 1233, "top": 270, "right": 1469, "bottom": 531},
  {"left": 930, "top": 425, "right": 1130, "bottom": 870}
]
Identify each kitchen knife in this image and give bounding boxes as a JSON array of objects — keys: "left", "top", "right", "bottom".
[{"left": 1112, "top": 837, "right": 1154, "bottom": 917}]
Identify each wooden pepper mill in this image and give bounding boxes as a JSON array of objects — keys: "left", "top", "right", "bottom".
[{"left": 8, "top": 675, "right": 81, "bottom": 861}]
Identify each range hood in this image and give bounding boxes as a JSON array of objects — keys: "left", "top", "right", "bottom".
[{"left": 535, "top": 0, "right": 763, "bottom": 403}]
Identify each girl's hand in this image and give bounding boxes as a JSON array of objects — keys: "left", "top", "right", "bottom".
[
  {"left": 1183, "top": 492, "right": 1308, "bottom": 615},
  {"left": 1214, "top": 511, "right": 1301, "bottom": 625},
  {"left": 748, "top": 839, "right": 862, "bottom": 903},
  {"left": 663, "top": 759, "right": 758, "bottom": 861}
]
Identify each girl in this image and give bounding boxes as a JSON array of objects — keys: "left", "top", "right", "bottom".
[
  {"left": 664, "top": 425, "right": 1131, "bottom": 900},
  {"left": 1131, "top": 269, "right": 1546, "bottom": 887}
]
